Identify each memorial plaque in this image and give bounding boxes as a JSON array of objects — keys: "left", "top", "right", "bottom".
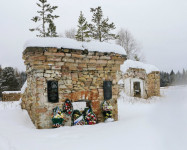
[
  {"left": 103, "top": 81, "right": 112, "bottom": 100},
  {"left": 47, "top": 81, "right": 59, "bottom": 103}
]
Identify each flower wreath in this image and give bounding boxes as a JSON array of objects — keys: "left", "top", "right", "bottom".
[
  {"left": 83, "top": 108, "right": 97, "bottom": 125},
  {"left": 63, "top": 99, "right": 73, "bottom": 116},
  {"left": 52, "top": 106, "right": 64, "bottom": 128}
]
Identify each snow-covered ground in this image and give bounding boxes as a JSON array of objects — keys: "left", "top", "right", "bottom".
[{"left": 0, "top": 86, "right": 187, "bottom": 150}]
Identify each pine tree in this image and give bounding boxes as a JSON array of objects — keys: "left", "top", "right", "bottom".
[
  {"left": 1, "top": 67, "right": 20, "bottom": 91},
  {"left": 160, "top": 72, "right": 164, "bottom": 87},
  {"left": 170, "top": 70, "right": 175, "bottom": 85},
  {"left": 160, "top": 71, "right": 171, "bottom": 87},
  {"left": 182, "top": 69, "right": 186, "bottom": 81},
  {"left": 46, "top": 21, "right": 58, "bottom": 37},
  {"left": 88, "top": 6, "right": 117, "bottom": 42},
  {"left": 175, "top": 71, "right": 182, "bottom": 85},
  {"left": 30, "top": 0, "right": 59, "bottom": 37},
  {"left": 75, "top": 11, "right": 89, "bottom": 41}
]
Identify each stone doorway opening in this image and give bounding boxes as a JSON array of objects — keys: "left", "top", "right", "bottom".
[{"left": 133, "top": 82, "right": 141, "bottom": 98}]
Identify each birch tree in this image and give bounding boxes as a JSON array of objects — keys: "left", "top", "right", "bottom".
[{"left": 116, "top": 28, "right": 144, "bottom": 61}]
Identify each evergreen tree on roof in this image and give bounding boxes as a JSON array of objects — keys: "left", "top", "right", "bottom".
[
  {"left": 46, "top": 20, "right": 58, "bottom": 37},
  {"left": 88, "top": 6, "right": 117, "bottom": 42},
  {"left": 75, "top": 11, "right": 90, "bottom": 41},
  {"left": 30, "top": 0, "right": 59, "bottom": 37}
]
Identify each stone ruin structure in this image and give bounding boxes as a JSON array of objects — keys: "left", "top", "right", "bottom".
[
  {"left": 21, "top": 38, "right": 126, "bottom": 129},
  {"left": 120, "top": 60, "right": 160, "bottom": 99}
]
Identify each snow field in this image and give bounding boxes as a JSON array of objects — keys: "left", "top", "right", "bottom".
[{"left": 0, "top": 86, "right": 187, "bottom": 150}]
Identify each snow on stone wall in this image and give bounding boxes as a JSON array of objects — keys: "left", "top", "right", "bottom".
[
  {"left": 24, "top": 38, "right": 126, "bottom": 55},
  {"left": 121, "top": 60, "right": 159, "bottom": 74},
  {"left": 2, "top": 91, "right": 21, "bottom": 94},
  {"left": 24, "top": 38, "right": 84, "bottom": 51},
  {"left": 82, "top": 41, "right": 126, "bottom": 55}
]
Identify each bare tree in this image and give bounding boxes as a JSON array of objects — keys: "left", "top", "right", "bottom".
[
  {"left": 116, "top": 28, "right": 144, "bottom": 61},
  {"left": 64, "top": 28, "right": 77, "bottom": 39}
]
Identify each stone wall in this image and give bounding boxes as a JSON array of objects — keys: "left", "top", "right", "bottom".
[
  {"left": 22, "top": 47, "right": 126, "bottom": 129},
  {"left": 123, "top": 68, "right": 147, "bottom": 80},
  {"left": 122, "top": 68, "right": 160, "bottom": 99},
  {"left": 2, "top": 92, "right": 21, "bottom": 101},
  {"left": 146, "top": 71, "right": 160, "bottom": 97}
]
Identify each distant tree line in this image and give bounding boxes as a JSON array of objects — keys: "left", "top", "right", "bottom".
[
  {"left": 160, "top": 69, "right": 187, "bottom": 87},
  {"left": 0, "top": 66, "right": 26, "bottom": 98}
]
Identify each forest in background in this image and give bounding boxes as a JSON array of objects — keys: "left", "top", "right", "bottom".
[
  {"left": 160, "top": 69, "right": 187, "bottom": 87},
  {"left": 0, "top": 65, "right": 26, "bottom": 98}
]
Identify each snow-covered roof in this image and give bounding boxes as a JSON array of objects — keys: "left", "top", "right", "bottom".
[
  {"left": 121, "top": 60, "right": 159, "bottom": 74},
  {"left": 24, "top": 38, "right": 126, "bottom": 55},
  {"left": 82, "top": 41, "right": 126, "bottom": 55},
  {"left": 2, "top": 91, "right": 21, "bottom": 94},
  {"left": 24, "top": 38, "right": 84, "bottom": 51}
]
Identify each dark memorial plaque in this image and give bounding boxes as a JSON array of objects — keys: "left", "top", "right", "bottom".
[
  {"left": 103, "top": 81, "right": 112, "bottom": 100},
  {"left": 47, "top": 81, "right": 59, "bottom": 103}
]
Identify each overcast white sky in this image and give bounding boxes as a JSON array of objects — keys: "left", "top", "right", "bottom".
[{"left": 0, "top": 0, "right": 187, "bottom": 72}]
